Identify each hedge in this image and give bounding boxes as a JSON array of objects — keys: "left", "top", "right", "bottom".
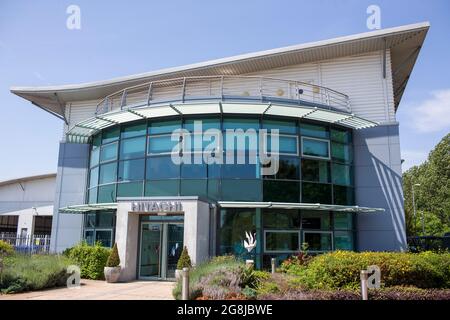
[
  {"left": 281, "top": 251, "right": 450, "bottom": 290},
  {"left": 63, "top": 242, "right": 111, "bottom": 280}
]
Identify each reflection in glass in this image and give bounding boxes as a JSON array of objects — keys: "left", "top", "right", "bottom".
[{"left": 265, "top": 231, "right": 299, "bottom": 252}]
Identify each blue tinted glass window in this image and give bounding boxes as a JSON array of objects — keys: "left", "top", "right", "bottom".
[
  {"left": 224, "top": 131, "right": 258, "bottom": 151},
  {"left": 120, "top": 136, "right": 146, "bottom": 159},
  {"left": 148, "top": 135, "right": 179, "bottom": 154},
  {"left": 90, "top": 147, "right": 100, "bottom": 168},
  {"left": 262, "top": 120, "right": 297, "bottom": 134},
  {"left": 121, "top": 122, "right": 146, "bottom": 139},
  {"left": 118, "top": 159, "right": 145, "bottom": 181},
  {"left": 100, "top": 143, "right": 118, "bottom": 162},
  {"left": 88, "top": 187, "right": 98, "bottom": 204},
  {"left": 117, "top": 182, "right": 143, "bottom": 197},
  {"left": 266, "top": 135, "right": 298, "bottom": 154},
  {"left": 332, "top": 163, "right": 352, "bottom": 186},
  {"left": 302, "top": 137, "right": 329, "bottom": 158},
  {"left": 221, "top": 180, "right": 262, "bottom": 201},
  {"left": 102, "top": 127, "right": 119, "bottom": 144},
  {"left": 300, "top": 123, "right": 329, "bottom": 139},
  {"left": 301, "top": 159, "right": 330, "bottom": 183},
  {"left": 184, "top": 119, "right": 220, "bottom": 132},
  {"left": 89, "top": 167, "right": 99, "bottom": 188},
  {"left": 223, "top": 118, "right": 259, "bottom": 130},
  {"left": 98, "top": 184, "right": 116, "bottom": 203},
  {"left": 181, "top": 163, "right": 207, "bottom": 179},
  {"left": 331, "top": 128, "right": 351, "bottom": 144},
  {"left": 145, "top": 180, "right": 179, "bottom": 196},
  {"left": 180, "top": 180, "right": 207, "bottom": 197},
  {"left": 148, "top": 120, "right": 181, "bottom": 135},
  {"left": 99, "top": 162, "right": 117, "bottom": 184},
  {"left": 146, "top": 156, "right": 180, "bottom": 179},
  {"left": 332, "top": 142, "right": 352, "bottom": 163}
]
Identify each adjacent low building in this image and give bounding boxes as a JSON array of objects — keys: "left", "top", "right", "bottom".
[{"left": 11, "top": 22, "right": 429, "bottom": 280}]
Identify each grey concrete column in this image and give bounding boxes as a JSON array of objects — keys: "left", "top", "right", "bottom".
[{"left": 116, "top": 202, "right": 139, "bottom": 281}]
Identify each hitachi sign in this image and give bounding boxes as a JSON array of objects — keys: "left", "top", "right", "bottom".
[{"left": 131, "top": 201, "right": 183, "bottom": 213}]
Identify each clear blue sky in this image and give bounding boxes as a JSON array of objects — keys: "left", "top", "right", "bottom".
[{"left": 0, "top": 0, "right": 449, "bottom": 181}]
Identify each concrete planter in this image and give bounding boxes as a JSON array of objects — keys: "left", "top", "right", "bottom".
[{"left": 104, "top": 266, "right": 121, "bottom": 283}]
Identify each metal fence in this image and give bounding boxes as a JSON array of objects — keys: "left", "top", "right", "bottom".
[{"left": 0, "top": 233, "right": 51, "bottom": 254}]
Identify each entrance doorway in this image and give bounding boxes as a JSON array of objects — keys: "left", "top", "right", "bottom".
[{"left": 138, "top": 222, "right": 184, "bottom": 280}]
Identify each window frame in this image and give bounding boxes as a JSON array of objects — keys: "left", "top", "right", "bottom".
[
  {"left": 301, "top": 136, "right": 331, "bottom": 160},
  {"left": 264, "top": 229, "right": 301, "bottom": 253}
]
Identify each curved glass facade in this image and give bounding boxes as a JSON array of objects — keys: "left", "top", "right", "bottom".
[{"left": 87, "top": 116, "right": 354, "bottom": 205}]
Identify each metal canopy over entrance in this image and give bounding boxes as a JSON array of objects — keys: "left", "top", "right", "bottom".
[
  {"left": 66, "top": 101, "right": 378, "bottom": 143},
  {"left": 59, "top": 201, "right": 384, "bottom": 214}
]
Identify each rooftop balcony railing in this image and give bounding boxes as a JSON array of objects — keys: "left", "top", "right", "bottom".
[{"left": 95, "top": 76, "right": 350, "bottom": 115}]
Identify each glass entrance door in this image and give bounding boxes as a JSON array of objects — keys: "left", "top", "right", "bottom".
[{"left": 139, "top": 222, "right": 184, "bottom": 280}]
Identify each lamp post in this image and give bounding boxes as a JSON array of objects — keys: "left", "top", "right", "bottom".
[{"left": 411, "top": 183, "right": 421, "bottom": 236}]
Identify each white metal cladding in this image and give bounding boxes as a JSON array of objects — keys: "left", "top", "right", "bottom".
[{"left": 66, "top": 101, "right": 378, "bottom": 143}]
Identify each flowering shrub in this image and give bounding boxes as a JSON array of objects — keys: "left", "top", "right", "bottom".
[{"left": 281, "top": 251, "right": 450, "bottom": 290}]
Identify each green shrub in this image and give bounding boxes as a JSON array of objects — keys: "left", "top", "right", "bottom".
[
  {"left": 106, "top": 243, "right": 120, "bottom": 267},
  {"left": 0, "top": 240, "right": 14, "bottom": 256},
  {"left": 281, "top": 251, "right": 450, "bottom": 290},
  {"left": 63, "top": 242, "right": 111, "bottom": 280},
  {"left": 0, "top": 254, "right": 72, "bottom": 294},
  {"left": 176, "top": 246, "right": 192, "bottom": 270}
]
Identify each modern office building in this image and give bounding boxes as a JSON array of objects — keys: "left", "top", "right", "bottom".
[
  {"left": 11, "top": 22, "right": 428, "bottom": 280},
  {"left": 0, "top": 173, "right": 55, "bottom": 238}
]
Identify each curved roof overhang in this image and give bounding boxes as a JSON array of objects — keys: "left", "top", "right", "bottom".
[
  {"left": 59, "top": 201, "right": 384, "bottom": 214},
  {"left": 11, "top": 22, "right": 429, "bottom": 117},
  {"left": 66, "top": 101, "right": 378, "bottom": 143}
]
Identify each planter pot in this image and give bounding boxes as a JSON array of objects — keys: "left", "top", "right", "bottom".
[
  {"left": 175, "top": 269, "right": 182, "bottom": 280},
  {"left": 104, "top": 266, "right": 121, "bottom": 283}
]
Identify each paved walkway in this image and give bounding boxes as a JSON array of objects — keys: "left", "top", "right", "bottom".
[{"left": 0, "top": 280, "right": 175, "bottom": 300}]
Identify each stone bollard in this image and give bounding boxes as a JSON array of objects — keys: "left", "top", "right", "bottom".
[
  {"left": 360, "top": 270, "right": 369, "bottom": 300},
  {"left": 245, "top": 259, "right": 254, "bottom": 269},
  {"left": 271, "top": 258, "right": 276, "bottom": 274},
  {"left": 182, "top": 267, "right": 189, "bottom": 300}
]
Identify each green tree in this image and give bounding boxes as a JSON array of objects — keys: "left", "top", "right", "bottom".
[{"left": 403, "top": 133, "right": 450, "bottom": 236}]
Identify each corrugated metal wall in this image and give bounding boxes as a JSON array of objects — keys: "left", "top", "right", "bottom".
[{"left": 63, "top": 50, "right": 396, "bottom": 138}]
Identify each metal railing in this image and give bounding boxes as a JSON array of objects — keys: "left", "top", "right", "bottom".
[
  {"left": 0, "top": 233, "right": 51, "bottom": 254},
  {"left": 95, "top": 76, "right": 350, "bottom": 115}
]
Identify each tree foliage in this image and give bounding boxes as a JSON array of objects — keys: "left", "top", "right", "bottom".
[{"left": 403, "top": 133, "right": 450, "bottom": 236}]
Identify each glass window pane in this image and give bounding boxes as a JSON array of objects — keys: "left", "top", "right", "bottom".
[
  {"left": 96, "top": 212, "right": 115, "bottom": 228},
  {"left": 302, "top": 159, "right": 330, "bottom": 183},
  {"left": 332, "top": 142, "right": 352, "bottom": 163},
  {"left": 88, "top": 188, "right": 98, "bottom": 204},
  {"left": 334, "top": 185, "right": 354, "bottom": 205},
  {"left": 148, "top": 120, "right": 181, "bottom": 135},
  {"left": 89, "top": 167, "right": 99, "bottom": 188},
  {"left": 334, "top": 213, "right": 353, "bottom": 230},
  {"left": 263, "top": 180, "right": 299, "bottom": 202},
  {"left": 265, "top": 232, "right": 299, "bottom": 252},
  {"left": 100, "top": 143, "right": 118, "bottom": 162},
  {"left": 222, "top": 160, "right": 259, "bottom": 179},
  {"left": 180, "top": 180, "right": 207, "bottom": 197},
  {"left": 99, "top": 162, "right": 117, "bottom": 184},
  {"left": 331, "top": 128, "right": 351, "bottom": 144},
  {"left": 102, "top": 127, "right": 119, "bottom": 144},
  {"left": 120, "top": 136, "right": 146, "bottom": 159},
  {"left": 302, "top": 182, "right": 332, "bottom": 204},
  {"left": 303, "top": 232, "right": 332, "bottom": 251},
  {"left": 218, "top": 208, "right": 255, "bottom": 256},
  {"left": 207, "top": 179, "right": 221, "bottom": 200},
  {"left": 221, "top": 180, "right": 262, "bottom": 201},
  {"left": 146, "top": 156, "right": 180, "bottom": 179},
  {"left": 223, "top": 118, "right": 259, "bottom": 130},
  {"left": 121, "top": 122, "right": 147, "bottom": 138},
  {"left": 184, "top": 119, "right": 220, "bottom": 132},
  {"left": 263, "top": 120, "right": 297, "bottom": 134},
  {"left": 300, "top": 123, "right": 329, "bottom": 139},
  {"left": 302, "top": 138, "right": 329, "bottom": 158},
  {"left": 266, "top": 135, "right": 298, "bottom": 154},
  {"left": 334, "top": 231, "right": 353, "bottom": 250},
  {"left": 263, "top": 209, "right": 300, "bottom": 229},
  {"left": 181, "top": 163, "right": 207, "bottom": 179},
  {"left": 302, "top": 211, "right": 331, "bottom": 230},
  {"left": 148, "top": 135, "right": 179, "bottom": 154},
  {"left": 95, "top": 230, "right": 112, "bottom": 247},
  {"left": 90, "top": 147, "right": 100, "bottom": 168},
  {"left": 84, "top": 230, "right": 94, "bottom": 246},
  {"left": 118, "top": 159, "right": 145, "bottom": 181},
  {"left": 145, "top": 180, "right": 179, "bottom": 196},
  {"left": 117, "top": 181, "right": 143, "bottom": 197},
  {"left": 332, "top": 163, "right": 352, "bottom": 186},
  {"left": 92, "top": 134, "right": 101, "bottom": 148},
  {"left": 224, "top": 131, "right": 258, "bottom": 151},
  {"left": 277, "top": 157, "right": 300, "bottom": 180},
  {"left": 97, "top": 184, "right": 116, "bottom": 203}
]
